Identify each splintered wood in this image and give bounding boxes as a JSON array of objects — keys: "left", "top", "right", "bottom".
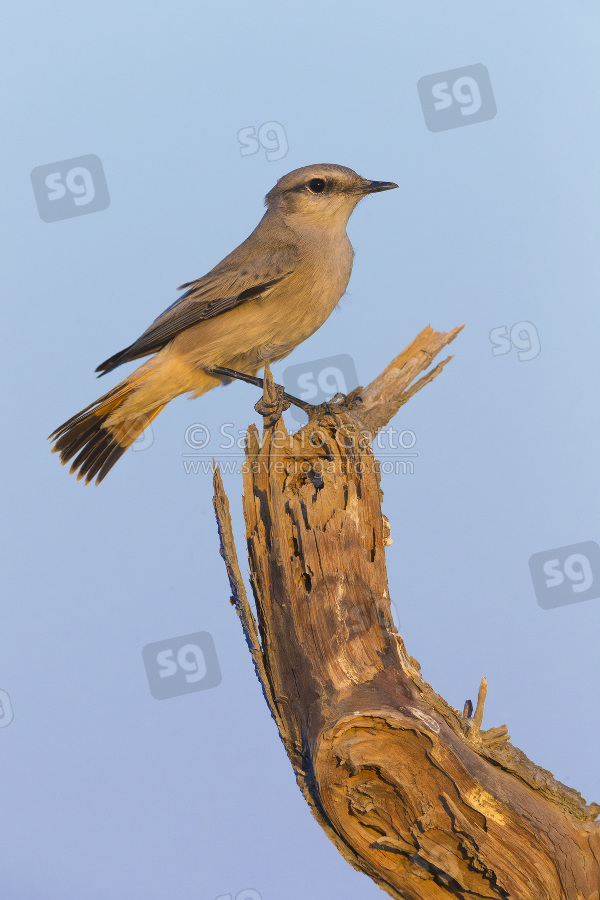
[{"left": 213, "top": 325, "right": 600, "bottom": 900}]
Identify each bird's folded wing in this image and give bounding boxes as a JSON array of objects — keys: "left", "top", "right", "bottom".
[{"left": 95, "top": 247, "right": 298, "bottom": 375}]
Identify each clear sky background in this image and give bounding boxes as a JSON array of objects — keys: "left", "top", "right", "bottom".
[{"left": 2, "top": 2, "right": 599, "bottom": 898}]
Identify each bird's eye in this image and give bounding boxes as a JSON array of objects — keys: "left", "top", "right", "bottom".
[{"left": 307, "top": 178, "right": 326, "bottom": 194}]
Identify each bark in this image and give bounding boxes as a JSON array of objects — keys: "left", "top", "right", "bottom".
[{"left": 213, "top": 325, "right": 600, "bottom": 900}]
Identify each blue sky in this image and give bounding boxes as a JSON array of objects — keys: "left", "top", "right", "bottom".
[{"left": 2, "top": 2, "right": 599, "bottom": 898}]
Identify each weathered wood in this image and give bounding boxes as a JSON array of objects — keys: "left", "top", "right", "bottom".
[{"left": 213, "top": 325, "right": 600, "bottom": 899}]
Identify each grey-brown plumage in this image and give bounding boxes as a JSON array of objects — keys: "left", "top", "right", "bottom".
[{"left": 50, "top": 164, "right": 398, "bottom": 484}]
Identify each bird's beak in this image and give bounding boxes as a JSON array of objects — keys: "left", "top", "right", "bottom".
[{"left": 359, "top": 180, "right": 399, "bottom": 194}]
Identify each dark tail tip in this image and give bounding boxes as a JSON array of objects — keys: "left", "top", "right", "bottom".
[{"left": 50, "top": 410, "right": 127, "bottom": 485}]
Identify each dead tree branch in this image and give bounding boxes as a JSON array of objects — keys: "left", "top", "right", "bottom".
[{"left": 212, "top": 325, "right": 600, "bottom": 900}]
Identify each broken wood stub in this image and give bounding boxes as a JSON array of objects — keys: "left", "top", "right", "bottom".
[{"left": 213, "top": 326, "right": 600, "bottom": 900}]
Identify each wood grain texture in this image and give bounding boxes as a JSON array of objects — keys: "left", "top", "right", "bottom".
[{"left": 213, "top": 326, "right": 600, "bottom": 899}]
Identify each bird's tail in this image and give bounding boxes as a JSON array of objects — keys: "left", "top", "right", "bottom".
[{"left": 49, "top": 370, "right": 166, "bottom": 485}]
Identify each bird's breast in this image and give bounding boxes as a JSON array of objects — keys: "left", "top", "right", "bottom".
[
  {"left": 251, "top": 236, "right": 353, "bottom": 363},
  {"left": 268, "top": 229, "right": 354, "bottom": 334}
]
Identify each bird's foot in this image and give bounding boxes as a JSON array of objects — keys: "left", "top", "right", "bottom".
[
  {"left": 323, "top": 387, "right": 364, "bottom": 410},
  {"left": 304, "top": 387, "right": 364, "bottom": 430},
  {"left": 254, "top": 376, "right": 290, "bottom": 427}
]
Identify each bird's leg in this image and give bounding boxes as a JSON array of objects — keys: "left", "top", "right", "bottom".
[
  {"left": 207, "top": 366, "right": 314, "bottom": 414},
  {"left": 207, "top": 367, "right": 364, "bottom": 428}
]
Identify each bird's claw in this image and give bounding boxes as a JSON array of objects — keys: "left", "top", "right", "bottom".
[
  {"left": 327, "top": 387, "right": 364, "bottom": 409},
  {"left": 254, "top": 384, "right": 291, "bottom": 425},
  {"left": 303, "top": 387, "right": 364, "bottom": 429}
]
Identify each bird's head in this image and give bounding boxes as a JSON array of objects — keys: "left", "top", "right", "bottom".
[{"left": 265, "top": 164, "right": 398, "bottom": 229}]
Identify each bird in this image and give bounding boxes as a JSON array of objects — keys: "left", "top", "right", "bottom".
[{"left": 49, "top": 163, "right": 398, "bottom": 484}]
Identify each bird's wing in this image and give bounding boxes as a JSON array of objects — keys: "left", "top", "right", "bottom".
[{"left": 96, "top": 246, "right": 298, "bottom": 375}]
